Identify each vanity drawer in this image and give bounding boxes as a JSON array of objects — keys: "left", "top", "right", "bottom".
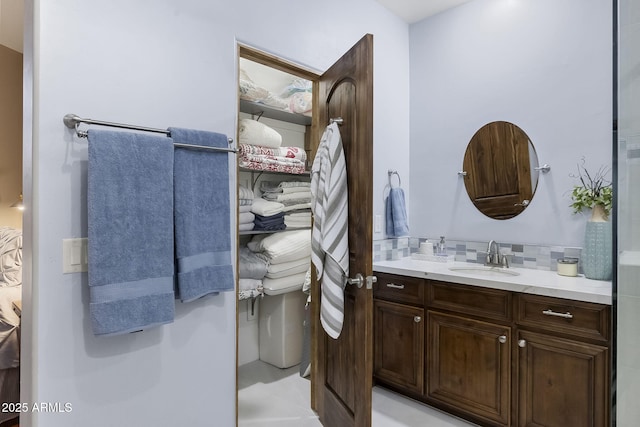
[
  {"left": 373, "top": 272, "right": 425, "bottom": 307},
  {"left": 516, "top": 294, "right": 610, "bottom": 342},
  {"left": 427, "top": 280, "right": 512, "bottom": 322}
]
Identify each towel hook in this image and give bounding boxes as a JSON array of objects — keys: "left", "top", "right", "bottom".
[
  {"left": 388, "top": 170, "right": 401, "bottom": 188},
  {"left": 330, "top": 117, "right": 344, "bottom": 126}
]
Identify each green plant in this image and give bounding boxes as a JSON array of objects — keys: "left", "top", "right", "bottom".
[{"left": 569, "top": 158, "right": 612, "bottom": 217}]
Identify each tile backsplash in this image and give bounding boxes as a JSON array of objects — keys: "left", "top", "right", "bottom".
[{"left": 374, "top": 237, "right": 583, "bottom": 273}]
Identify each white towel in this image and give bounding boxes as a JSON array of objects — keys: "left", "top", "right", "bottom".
[
  {"left": 251, "top": 197, "right": 284, "bottom": 216},
  {"left": 310, "top": 123, "right": 349, "bottom": 339}
]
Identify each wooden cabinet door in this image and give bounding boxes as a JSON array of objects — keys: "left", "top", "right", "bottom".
[
  {"left": 312, "top": 34, "right": 374, "bottom": 427},
  {"left": 374, "top": 300, "right": 424, "bottom": 395},
  {"left": 427, "top": 311, "right": 511, "bottom": 426},
  {"left": 517, "top": 330, "right": 609, "bottom": 427}
]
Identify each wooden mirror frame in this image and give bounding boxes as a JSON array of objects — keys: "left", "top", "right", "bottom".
[{"left": 462, "top": 121, "right": 539, "bottom": 220}]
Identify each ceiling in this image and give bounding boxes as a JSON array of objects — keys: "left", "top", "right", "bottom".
[
  {"left": 0, "top": 0, "right": 470, "bottom": 54},
  {"left": 376, "top": 0, "right": 472, "bottom": 23}
]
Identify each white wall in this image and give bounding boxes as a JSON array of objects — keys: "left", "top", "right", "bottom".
[
  {"left": 26, "top": 0, "right": 409, "bottom": 425},
  {"left": 409, "top": 0, "right": 612, "bottom": 247}
]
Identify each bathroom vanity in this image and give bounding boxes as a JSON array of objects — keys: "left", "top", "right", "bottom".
[{"left": 372, "top": 259, "right": 611, "bottom": 427}]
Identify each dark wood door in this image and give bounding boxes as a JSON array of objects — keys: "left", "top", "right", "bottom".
[
  {"left": 517, "top": 330, "right": 609, "bottom": 427},
  {"left": 463, "top": 121, "right": 533, "bottom": 219},
  {"left": 374, "top": 300, "right": 424, "bottom": 395},
  {"left": 427, "top": 311, "right": 511, "bottom": 426},
  {"left": 311, "top": 34, "right": 374, "bottom": 427}
]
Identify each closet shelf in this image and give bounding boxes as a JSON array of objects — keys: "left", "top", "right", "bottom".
[
  {"left": 239, "top": 226, "right": 311, "bottom": 236},
  {"left": 239, "top": 167, "right": 310, "bottom": 177},
  {"left": 239, "top": 100, "right": 312, "bottom": 126}
]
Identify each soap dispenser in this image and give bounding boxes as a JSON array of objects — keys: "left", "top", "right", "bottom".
[{"left": 437, "top": 236, "right": 446, "bottom": 256}]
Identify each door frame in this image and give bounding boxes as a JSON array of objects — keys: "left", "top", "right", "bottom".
[{"left": 235, "top": 42, "right": 322, "bottom": 422}]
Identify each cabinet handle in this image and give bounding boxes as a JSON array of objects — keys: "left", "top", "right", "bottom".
[
  {"left": 518, "top": 339, "right": 527, "bottom": 348},
  {"left": 542, "top": 309, "right": 574, "bottom": 319},
  {"left": 498, "top": 335, "right": 507, "bottom": 344},
  {"left": 386, "top": 283, "right": 405, "bottom": 290},
  {"left": 414, "top": 316, "right": 422, "bottom": 323}
]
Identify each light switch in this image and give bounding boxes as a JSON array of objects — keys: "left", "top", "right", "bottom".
[
  {"left": 63, "top": 238, "right": 88, "bottom": 273},
  {"left": 374, "top": 215, "right": 383, "bottom": 233}
]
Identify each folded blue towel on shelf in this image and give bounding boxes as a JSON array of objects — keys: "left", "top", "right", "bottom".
[
  {"left": 87, "top": 129, "right": 175, "bottom": 336},
  {"left": 386, "top": 187, "right": 409, "bottom": 237},
  {"left": 170, "top": 127, "right": 235, "bottom": 302}
]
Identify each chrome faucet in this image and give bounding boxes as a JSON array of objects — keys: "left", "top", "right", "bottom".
[{"left": 486, "top": 240, "right": 509, "bottom": 268}]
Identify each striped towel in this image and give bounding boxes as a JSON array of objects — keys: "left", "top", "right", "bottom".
[{"left": 310, "top": 123, "right": 349, "bottom": 339}]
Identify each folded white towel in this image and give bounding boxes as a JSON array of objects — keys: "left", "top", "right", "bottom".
[
  {"left": 267, "top": 256, "right": 311, "bottom": 274},
  {"left": 250, "top": 229, "right": 311, "bottom": 264},
  {"left": 239, "top": 212, "right": 255, "bottom": 224},
  {"left": 239, "top": 185, "right": 254, "bottom": 201},
  {"left": 263, "top": 192, "right": 312, "bottom": 203},
  {"left": 251, "top": 197, "right": 284, "bottom": 216},
  {"left": 239, "top": 119, "right": 282, "bottom": 148}
]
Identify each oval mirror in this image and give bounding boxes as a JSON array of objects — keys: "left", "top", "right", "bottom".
[{"left": 462, "top": 121, "right": 539, "bottom": 220}]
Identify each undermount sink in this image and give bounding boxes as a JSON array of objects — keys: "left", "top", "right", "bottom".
[{"left": 448, "top": 265, "right": 521, "bottom": 277}]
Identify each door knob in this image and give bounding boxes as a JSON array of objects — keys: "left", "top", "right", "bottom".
[
  {"left": 345, "top": 274, "right": 377, "bottom": 290},
  {"left": 414, "top": 316, "right": 422, "bottom": 323},
  {"left": 518, "top": 339, "right": 527, "bottom": 348},
  {"left": 346, "top": 273, "right": 364, "bottom": 288},
  {"left": 498, "top": 335, "right": 507, "bottom": 344}
]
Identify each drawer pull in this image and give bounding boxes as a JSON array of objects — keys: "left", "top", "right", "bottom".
[
  {"left": 386, "top": 283, "right": 405, "bottom": 290},
  {"left": 542, "top": 309, "right": 574, "bottom": 319},
  {"left": 414, "top": 316, "right": 422, "bottom": 323}
]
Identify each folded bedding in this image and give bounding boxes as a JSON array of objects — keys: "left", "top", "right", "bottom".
[
  {"left": 251, "top": 197, "right": 284, "bottom": 216},
  {"left": 238, "top": 119, "right": 282, "bottom": 148},
  {"left": 239, "top": 185, "right": 255, "bottom": 201},
  {"left": 239, "top": 158, "right": 307, "bottom": 175},
  {"left": 248, "top": 230, "right": 311, "bottom": 265},
  {"left": 262, "top": 272, "right": 307, "bottom": 295},
  {"left": 239, "top": 69, "right": 289, "bottom": 111},
  {"left": 239, "top": 247, "right": 268, "bottom": 279},
  {"left": 288, "top": 91, "right": 313, "bottom": 116},
  {"left": 263, "top": 191, "right": 311, "bottom": 203},
  {"left": 239, "top": 204, "right": 253, "bottom": 213},
  {"left": 241, "top": 152, "right": 306, "bottom": 168},
  {"left": 239, "top": 223, "right": 255, "bottom": 232},
  {"left": 253, "top": 213, "right": 286, "bottom": 231},
  {"left": 239, "top": 212, "right": 256, "bottom": 225},
  {"left": 266, "top": 259, "right": 310, "bottom": 279},
  {"left": 266, "top": 256, "right": 310, "bottom": 274},
  {"left": 260, "top": 180, "right": 311, "bottom": 192},
  {"left": 282, "top": 202, "right": 312, "bottom": 212},
  {"left": 284, "top": 216, "right": 312, "bottom": 228},
  {"left": 240, "top": 144, "right": 307, "bottom": 162}
]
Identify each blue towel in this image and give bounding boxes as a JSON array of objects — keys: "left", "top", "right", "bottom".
[
  {"left": 169, "top": 127, "right": 235, "bottom": 302},
  {"left": 87, "top": 129, "right": 175, "bottom": 336},
  {"left": 386, "top": 187, "right": 409, "bottom": 237}
]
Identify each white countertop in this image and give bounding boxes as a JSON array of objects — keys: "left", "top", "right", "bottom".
[{"left": 373, "top": 258, "right": 612, "bottom": 305}]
